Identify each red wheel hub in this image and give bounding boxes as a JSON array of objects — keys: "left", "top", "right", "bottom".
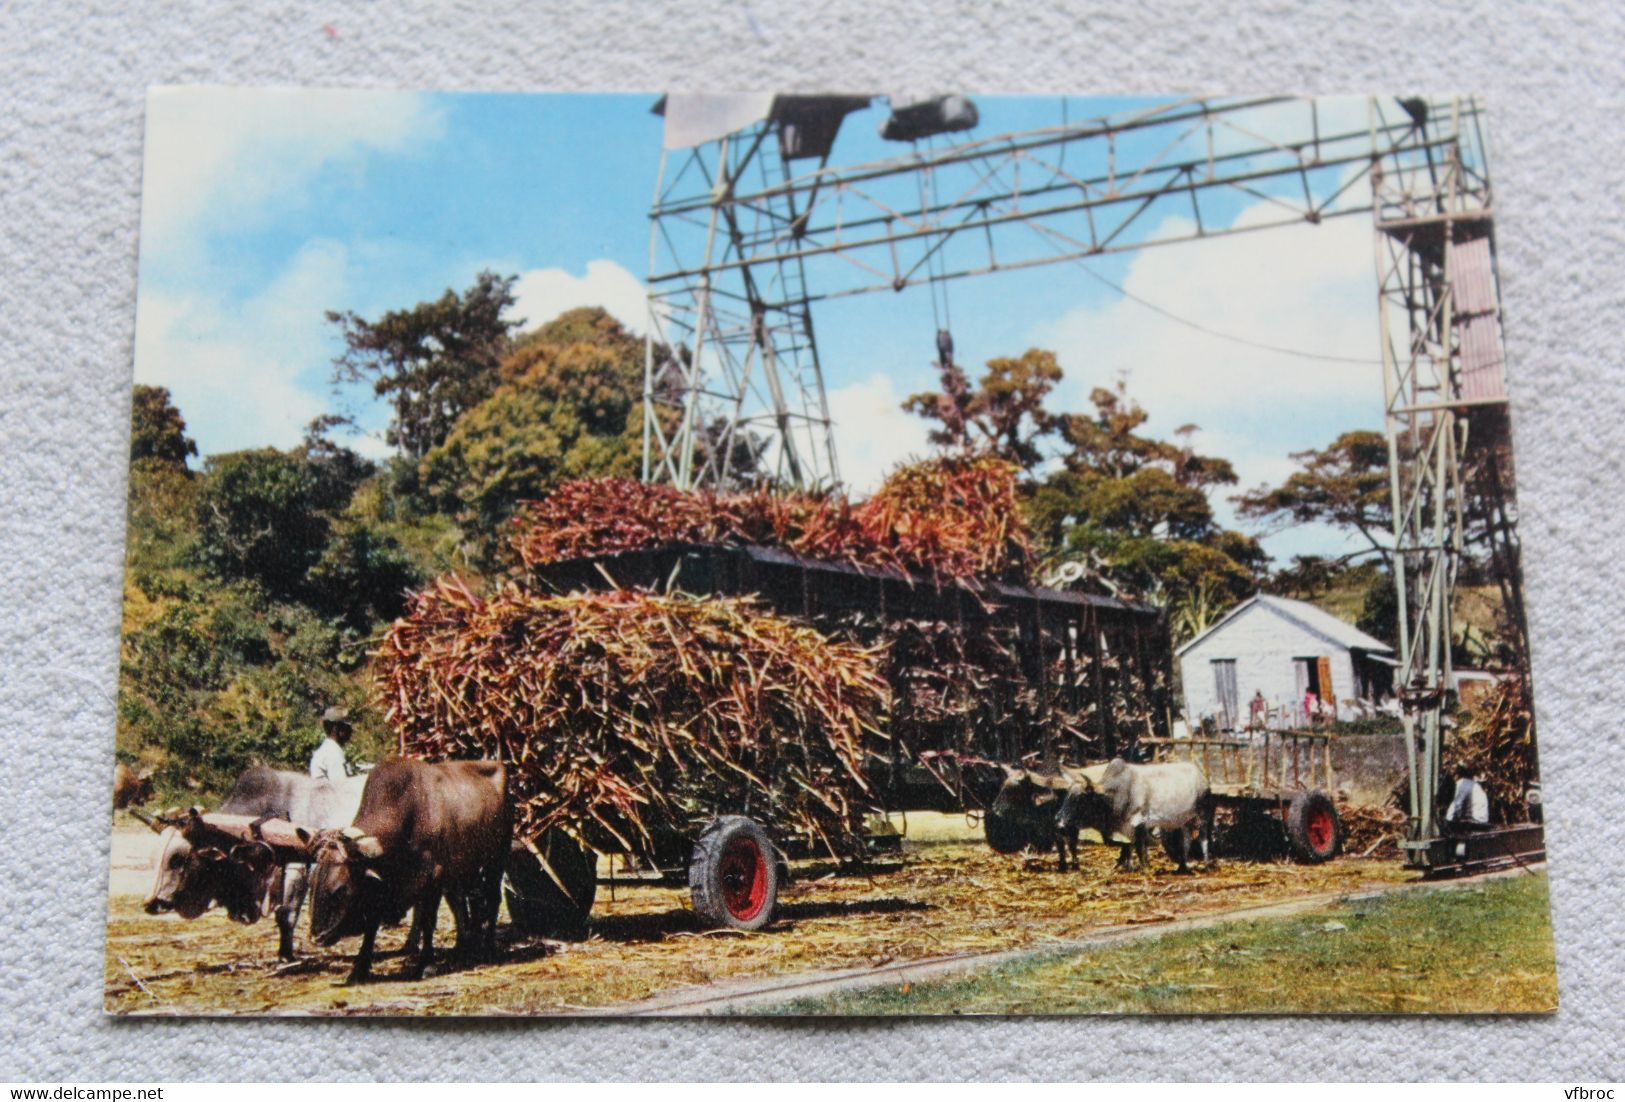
[
  {"left": 1307, "top": 806, "right": 1335, "bottom": 852},
  {"left": 719, "top": 836, "right": 768, "bottom": 921}
]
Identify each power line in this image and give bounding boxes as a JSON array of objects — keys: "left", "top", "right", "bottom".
[{"left": 1063, "top": 255, "right": 1383, "bottom": 367}]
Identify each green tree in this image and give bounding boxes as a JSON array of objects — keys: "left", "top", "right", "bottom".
[
  {"left": 305, "top": 523, "right": 420, "bottom": 630},
  {"left": 1235, "top": 430, "right": 1392, "bottom": 568},
  {"left": 193, "top": 441, "right": 376, "bottom": 598},
  {"left": 903, "top": 348, "right": 1063, "bottom": 472},
  {"left": 420, "top": 307, "right": 647, "bottom": 537},
  {"left": 195, "top": 449, "right": 330, "bottom": 595},
  {"left": 129, "top": 384, "right": 197, "bottom": 466},
  {"left": 1028, "top": 381, "right": 1262, "bottom": 640},
  {"left": 329, "top": 271, "right": 520, "bottom": 459},
  {"left": 1268, "top": 554, "right": 1347, "bottom": 600}
]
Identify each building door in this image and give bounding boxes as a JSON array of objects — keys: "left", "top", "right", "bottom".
[
  {"left": 1211, "top": 659, "right": 1238, "bottom": 730},
  {"left": 1316, "top": 655, "right": 1335, "bottom": 712},
  {"left": 1294, "top": 656, "right": 1337, "bottom": 724}
]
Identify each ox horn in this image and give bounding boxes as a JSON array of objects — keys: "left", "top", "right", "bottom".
[
  {"left": 354, "top": 835, "right": 384, "bottom": 859},
  {"left": 340, "top": 826, "right": 365, "bottom": 840}
]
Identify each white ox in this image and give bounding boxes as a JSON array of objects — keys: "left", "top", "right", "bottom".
[{"left": 1056, "top": 758, "right": 1215, "bottom": 874}]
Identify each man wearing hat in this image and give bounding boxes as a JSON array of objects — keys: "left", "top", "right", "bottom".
[{"left": 309, "top": 706, "right": 354, "bottom": 784}]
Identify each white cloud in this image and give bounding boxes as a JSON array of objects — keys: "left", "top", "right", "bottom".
[
  {"left": 510, "top": 260, "right": 652, "bottom": 336},
  {"left": 141, "top": 86, "right": 444, "bottom": 259},
  {"left": 1029, "top": 201, "right": 1384, "bottom": 559},
  {"left": 134, "top": 240, "right": 352, "bottom": 458},
  {"left": 826, "top": 373, "right": 932, "bottom": 493}
]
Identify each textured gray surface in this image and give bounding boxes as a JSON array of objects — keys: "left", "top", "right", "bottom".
[{"left": 2, "top": 0, "right": 1622, "bottom": 1081}]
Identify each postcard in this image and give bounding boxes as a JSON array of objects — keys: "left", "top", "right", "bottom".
[{"left": 107, "top": 89, "right": 1553, "bottom": 1016}]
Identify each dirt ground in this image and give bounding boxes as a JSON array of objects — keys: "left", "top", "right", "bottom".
[{"left": 105, "top": 814, "right": 1416, "bottom": 1017}]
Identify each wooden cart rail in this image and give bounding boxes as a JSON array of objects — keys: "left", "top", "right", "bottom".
[{"left": 1141, "top": 731, "right": 1335, "bottom": 796}]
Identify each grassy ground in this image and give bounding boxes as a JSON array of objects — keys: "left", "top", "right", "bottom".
[
  {"left": 772, "top": 869, "right": 1557, "bottom": 1016},
  {"left": 105, "top": 818, "right": 1419, "bottom": 1017}
]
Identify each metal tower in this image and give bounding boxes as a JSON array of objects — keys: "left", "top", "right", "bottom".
[
  {"left": 644, "top": 96, "right": 869, "bottom": 490},
  {"left": 1369, "top": 97, "right": 1526, "bottom": 864}
]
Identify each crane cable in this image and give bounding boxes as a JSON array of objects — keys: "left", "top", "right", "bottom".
[{"left": 918, "top": 132, "right": 956, "bottom": 364}]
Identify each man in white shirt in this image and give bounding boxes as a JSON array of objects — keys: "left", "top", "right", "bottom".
[
  {"left": 1445, "top": 763, "right": 1490, "bottom": 832},
  {"left": 310, "top": 706, "right": 353, "bottom": 784}
]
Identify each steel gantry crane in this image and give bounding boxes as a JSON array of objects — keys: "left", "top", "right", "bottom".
[{"left": 642, "top": 93, "right": 1534, "bottom": 871}]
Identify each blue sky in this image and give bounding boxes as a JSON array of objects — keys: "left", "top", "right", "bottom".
[{"left": 133, "top": 88, "right": 1389, "bottom": 565}]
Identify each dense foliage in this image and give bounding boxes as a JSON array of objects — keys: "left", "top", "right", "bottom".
[
  {"left": 419, "top": 308, "right": 645, "bottom": 540},
  {"left": 118, "top": 424, "right": 438, "bottom": 795},
  {"left": 118, "top": 298, "right": 705, "bottom": 796},
  {"left": 907, "top": 361, "right": 1266, "bottom": 644}
]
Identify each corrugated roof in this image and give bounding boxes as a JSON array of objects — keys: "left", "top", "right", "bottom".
[{"left": 1176, "top": 593, "right": 1394, "bottom": 656}]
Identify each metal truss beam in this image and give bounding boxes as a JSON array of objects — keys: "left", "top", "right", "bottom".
[{"left": 644, "top": 96, "right": 1459, "bottom": 494}]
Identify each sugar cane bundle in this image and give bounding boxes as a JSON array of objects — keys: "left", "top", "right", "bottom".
[
  {"left": 855, "top": 455, "right": 1034, "bottom": 581},
  {"left": 505, "top": 478, "right": 766, "bottom": 564},
  {"left": 1444, "top": 674, "right": 1537, "bottom": 823},
  {"left": 884, "top": 617, "right": 1020, "bottom": 754},
  {"left": 510, "top": 455, "right": 1035, "bottom": 584},
  {"left": 1336, "top": 797, "right": 1408, "bottom": 857},
  {"left": 374, "top": 575, "right": 890, "bottom": 858}
]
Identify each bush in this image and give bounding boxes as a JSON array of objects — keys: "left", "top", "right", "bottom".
[
  {"left": 306, "top": 524, "right": 420, "bottom": 630},
  {"left": 194, "top": 449, "right": 331, "bottom": 596}
]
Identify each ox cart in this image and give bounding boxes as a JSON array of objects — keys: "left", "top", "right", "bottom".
[
  {"left": 978, "top": 730, "right": 1343, "bottom": 866},
  {"left": 494, "top": 541, "right": 1172, "bottom": 935}
]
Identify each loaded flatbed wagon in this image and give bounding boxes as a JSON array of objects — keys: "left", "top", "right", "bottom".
[{"left": 527, "top": 541, "right": 1172, "bottom": 813}]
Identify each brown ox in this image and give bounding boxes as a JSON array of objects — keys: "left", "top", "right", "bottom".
[
  {"left": 143, "top": 766, "right": 364, "bottom": 959},
  {"left": 300, "top": 759, "right": 510, "bottom": 984}
]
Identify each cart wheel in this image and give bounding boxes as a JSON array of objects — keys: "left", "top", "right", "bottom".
[
  {"left": 983, "top": 806, "right": 1031, "bottom": 854},
  {"left": 689, "top": 816, "right": 780, "bottom": 931},
  {"left": 504, "top": 830, "right": 597, "bottom": 940},
  {"left": 1285, "top": 790, "right": 1341, "bottom": 864}
]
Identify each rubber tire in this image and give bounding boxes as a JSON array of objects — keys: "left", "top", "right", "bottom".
[
  {"left": 1285, "top": 789, "right": 1342, "bottom": 864},
  {"left": 504, "top": 831, "right": 597, "bottom": 940},
  {"left": 689, "top": 816, "right": 780, "bottom": 931}
]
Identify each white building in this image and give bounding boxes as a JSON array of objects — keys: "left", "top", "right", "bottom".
[{"left": 1177, "top": 594, "right": 1396, "bottom": 731}]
